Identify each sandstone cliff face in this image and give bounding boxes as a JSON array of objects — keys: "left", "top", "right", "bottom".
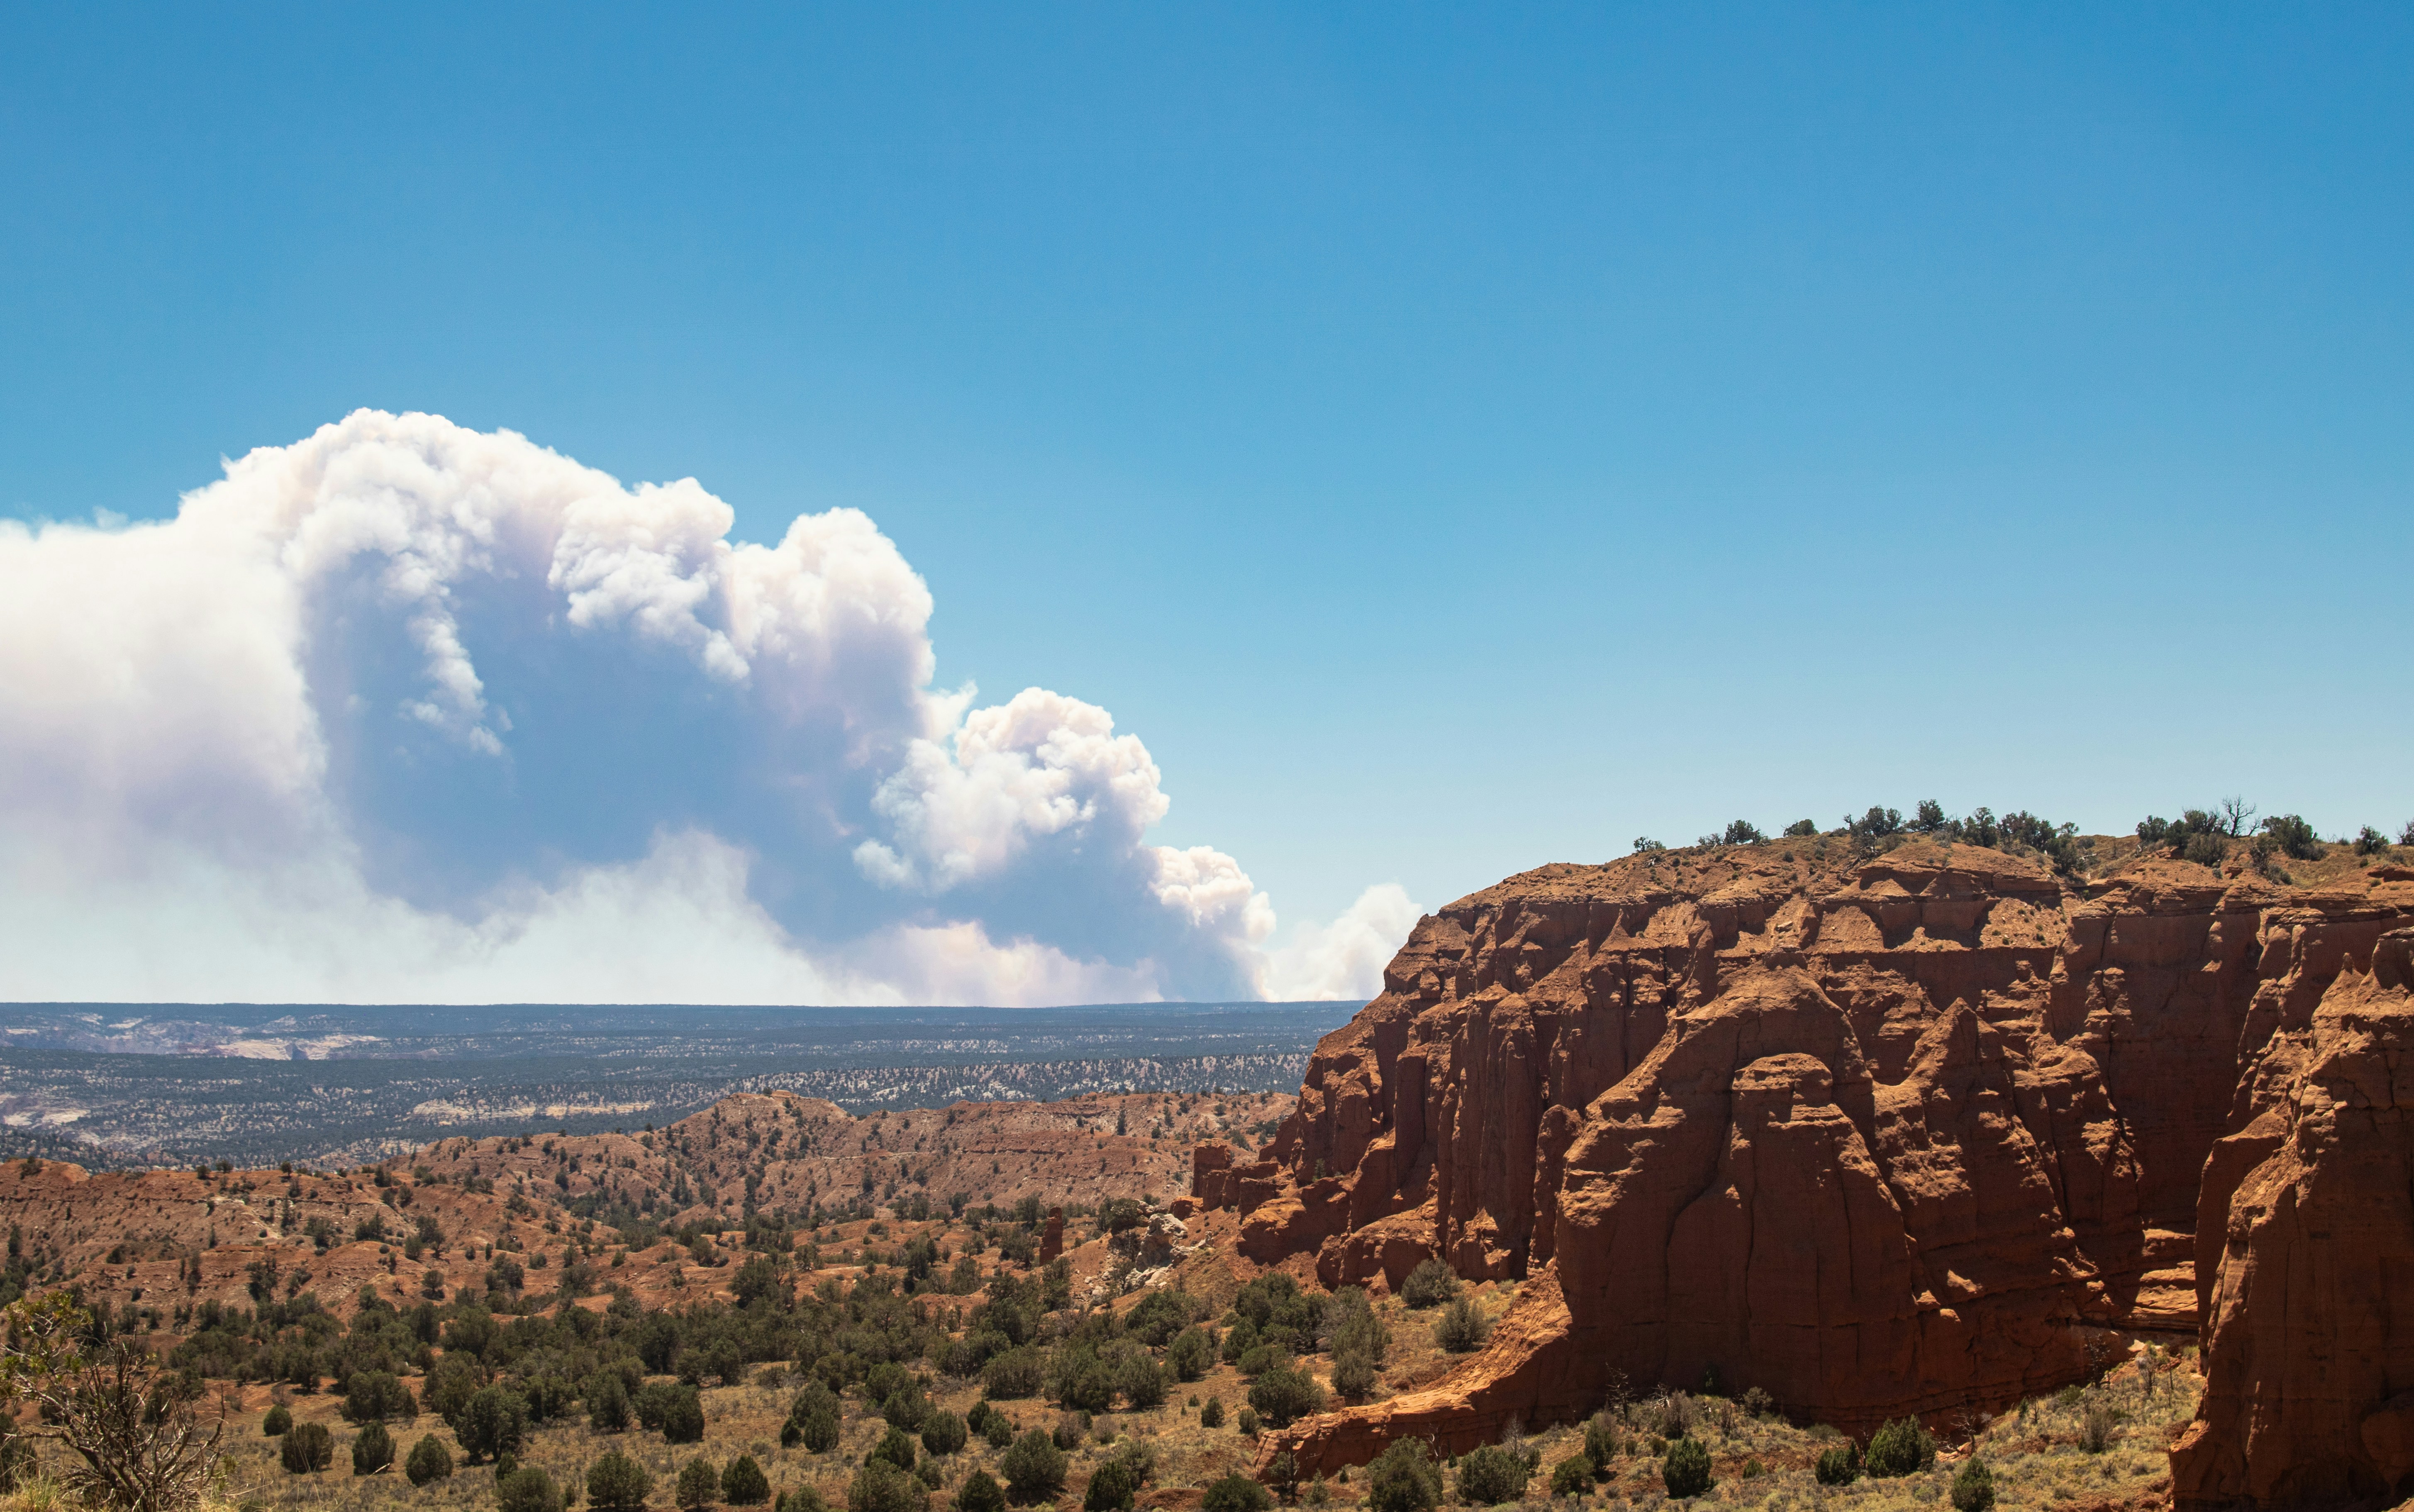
[
  {"left": 1205, "top": 841, "right": 2414, "bottom": 1493},
  {"left": 2171, "top": 924, "right": 2414, "bottom": 1510}
]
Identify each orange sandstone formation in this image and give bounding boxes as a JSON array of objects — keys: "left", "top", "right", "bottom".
[
  {"left": 2172, "top": 924, "right": 2414, "bottom": 1509},
  {"left": 1202, "top": 839, "right": 2414, "bottom": 1505}
]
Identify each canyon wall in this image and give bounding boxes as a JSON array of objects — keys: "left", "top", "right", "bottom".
[{"left": 1200, "top": 840, "right": 2414, "bottom": 1506}]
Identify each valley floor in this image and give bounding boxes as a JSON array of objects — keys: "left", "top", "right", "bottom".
[{"left": 19, "top": 1277, "right": 2196, "bottom": 1512}]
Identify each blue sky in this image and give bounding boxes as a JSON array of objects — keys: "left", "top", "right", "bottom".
[{"left": 3, "top": 5, "right": 2410, "bottom": 988}]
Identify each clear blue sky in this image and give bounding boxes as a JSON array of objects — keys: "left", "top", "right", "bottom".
[{"left": 5, "top": 4, "right": 2410, "bottom": 930}]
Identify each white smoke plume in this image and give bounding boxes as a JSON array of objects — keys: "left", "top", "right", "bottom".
[{"left": 0, "top": 412, "right": 1413, "bottom": 1006}]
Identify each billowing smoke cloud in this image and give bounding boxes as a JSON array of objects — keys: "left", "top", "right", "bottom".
[{"left": 0, "top": 411, "right": 1413, "bottom": 1006}]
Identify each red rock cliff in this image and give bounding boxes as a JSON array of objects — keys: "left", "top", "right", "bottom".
[
  {"left": 2170, "top": 923, "right": 2414, "bottom": 1510},
  {"left": 1208, "top": 839, "right": 2414, "bottom": 1497}
]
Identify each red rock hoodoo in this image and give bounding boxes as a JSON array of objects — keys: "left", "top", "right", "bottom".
[{"left": 1205, "top": 839, "right": 2414, "bottom": 1507}]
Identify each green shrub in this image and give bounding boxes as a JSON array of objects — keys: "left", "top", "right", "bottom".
[
  {"left": 1329, "top": 1293, "right": 1389, "bottom": 1362},
  {"left": 1863, "top": 1418, "right": 1935, "bottom": 1478},
  {"left": 1848, "top": 806, "right": 1903, "bottom": 841},
  {"left": 1083, "top": 1459, "right": 1136, "bottom": 1512},
  {"left": 724, "top": 1456, "right": 772, "bottom": 1507},
  {"left": 1219, "top": 1319, "right": 1260, "bottom": 1364},
  {"left": 982, "top": 1412, "right": 1013, "bottom": 1450},
  {"left": 1783, "top": 819, "right": 1819, "bottom": 838},
  {"left": 847, "top": 1460, "right": 924, "bottom": 1512},
  {"left": 588, "top": 1452, "right": 653, "bottom": 1512},
  {"left": 500, "top": 1467, "right": 564, "bottom": 1512},
  {"left": 677, "top": 1458, "right": 721, "bottom": 1511},
  {"left": 1399, "top": 1258, "right": 1458, "bottom": 1310},
  {"left": 871, "top": 1426, "right": 919, "bottom": 1471},
  {"left": 1246, "top": 1363, "right": 1325, "bottom": 1428},
  {"left": 1813, "top": 1445, "right": 1857, "bottom": 1485},
  {"left": 914, "top": 1460, "right": 946, "bottom": 1492},
  {"left": 1741, "top": 1459, "right": 1765, "bottom": 1479},
  {"left": 262, "top": 1405, "right": 291, "bottom": 1437},
  {"left": 2261, "top": 814, "right": 2325, "bottom": 861},
  {"left": 1168, "top": 1327, "right": 1215, "bottom": 1382},
  {"left": 2078, "top": 1405, "right": 2115, "bottom": 1454},
  {"left": 2357, "top": 826, "right": 2392, "bottom": 856},
  {"left": 405, "top": 1434, "right": 454, "bottom": 1486},
  {"left": 1201, "top": 1474, "right": 1272, "bottom": 1512},
  {"left": 342, "top": 1370, "right": 415, "bottom": 1423},
  {"left": 999, "top": 1430, "right": 1066, "bottom": 1503},
  {"left": 1331, "top": 1348, "right": 1378, "bottom": 1400},
  {"left": 922, "top": 1411, "right": 968, "bottom": 1456},
  {"left": 1235, "top": 1344, "right": 1283, "bottom": 1378},
  {"left": 1112, "top": 1442, "right": 1156, "bottom": 1489},
  {"left": 1433, "top": 1298, "right": 1487, "bottom": 1353},
  {"left": 280, "top": 1421, "right": 333, "bottom": 1474},
  {"left": 589, "top": 1373, "right": 632, "bottom": 1433},
  {"left": 350, "top": 1422, "right": 394, "bottom": 1476},
  {"left": 1453, "top": 1445, "right": 1527, "bottom": 1506},
  {"left": 661, "top": 1385, "right": 706, "bottom": 1445},
  {"left": 1739, "top": 1386, "right": 1774, "bottom": 1419},
  {"left": 458, "top": 1386, "right": 531, "bottom": 1463},
  {"left": 1661, "top": 1437, "right": 1712, "bottom": 1499},
  {"left": 982, "top": 1348, "right": 1046, "bottom": 1400},
  {"left": 1265, "top": 1451, "right": 1297, "bottom": 1491},
  {"left": 954, "top": 1471, "right": 1005, "bottom": 1512},
  {"left": 790, "top": 1407, "right": 839, "bottom": 1452},
  {"left": 1951, "top": 1457, "right": 1996, "bottom": 1512},
  {"left": 1549, "top": 1456, "right": 1592, "bottom": 1496},
  {"left": 1117, "top": 1356, "right": 1166, "bottom": 1410},
  {"left": 782, "top": 1490, "right": 831, "bottom": 1512},
  {"left": 1199, "top": 1397, "right": 1225, "bottom": 1429},
  {"left": 1582, "top": 1414, "right": 1621, "bottom": 1471},
  {"left": 1364, "top": 1440, "right": 1442, "bottom": 1512}
]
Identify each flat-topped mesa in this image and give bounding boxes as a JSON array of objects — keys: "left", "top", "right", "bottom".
[{"left": 1204, "top": 839, "right": 2414, "bottom": 1500}]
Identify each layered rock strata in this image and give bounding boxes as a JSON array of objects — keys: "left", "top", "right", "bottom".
[
  {"left": 2171, "top": 924, "right": 2414, "bottom": 1509},
  {"left": 1200, "top": 841, "right": 2414, "bottom": 1501}
]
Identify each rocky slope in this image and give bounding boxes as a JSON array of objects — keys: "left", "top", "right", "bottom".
[{"left": 1195, "top": 837, "right": 2414, "bottom": 1505}]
